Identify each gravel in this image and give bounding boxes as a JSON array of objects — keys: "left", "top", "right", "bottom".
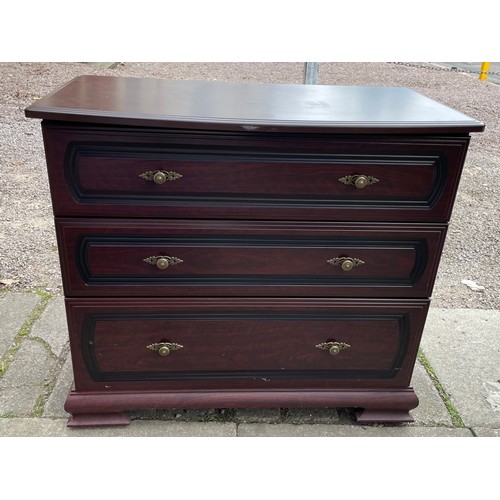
[{"left": 0, "top": 62, "right": 498, "bottom": 308}]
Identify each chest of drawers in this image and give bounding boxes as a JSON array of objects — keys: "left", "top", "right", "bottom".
[{"left": 25, "top": 76, "right": 483, "bottom": 427}]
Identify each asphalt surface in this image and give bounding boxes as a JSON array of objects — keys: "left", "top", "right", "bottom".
[{"left": 439, "top": 62, "right": 500, "bottom": 84}]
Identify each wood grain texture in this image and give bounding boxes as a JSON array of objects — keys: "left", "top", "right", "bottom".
[
  {"left": 26, "top": 76, "right": 484, "bottom": 133},
  {"left": 56, "top": 218, "right": 446, "bottom": 298},
  {"left": 24, "top": 77, "right": 481, "bottom": 426},
  {"left": 64, "top": 387, "right": 419, "bottom": 426},
  {"left": 41, "top": 123, "right": 471, "bottom": 222},
  {"left": 65, "top": 297, "right": 429, "bottom": 392}
]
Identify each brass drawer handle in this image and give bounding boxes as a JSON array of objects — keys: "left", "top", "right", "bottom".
[
  {"left": 327, "top": 257, "right": 365, "bottom": 272},
  {"left": 147, "top": 342, "right": 183, "bottom": 357},
  {"left": 143, "top": 255, "right": 183, "bottom": 270},
  {"left": 139, "top": 170, "right": 182, "bottom": 184},
  {"left": 338, "top": 174, "right": 379, "bottom": 189},
  {"left": 316, "top": 341, "right": 351, "bottom": 356}
]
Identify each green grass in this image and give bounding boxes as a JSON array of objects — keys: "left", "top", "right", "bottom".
[
  {"left": 18, "top": 290, "right": 53, "bottom": 336},
  {"left": 418, "top": 348, "right": 465, "bottom": 428},
  {"left": 0, "top": 290, "right": 53, "bottom": 379},
  {"left": 0, "top": 290, "right": 57, "bottom": 418}
]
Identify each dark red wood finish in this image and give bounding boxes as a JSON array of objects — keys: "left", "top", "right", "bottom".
[
  {"left": 65, "top": 297, "right": 429, "bottom": 391},
  {"left": 64, "top": 297, "right": 429, "bottom": 427},
  {"left": 42, "top": 123, "right": 470, "bottom": 222},
  {"left": 24, "top": 77, "right": 483, "bottom": 427},
  {"left": 26, "top": 76, "right": 484, "bottom": 134},
  {"left": 65, "top": 388, "right": 420, "bottom": 427},
  {"left": 56, "top": 218, "right": 447, "bottom": 298}
]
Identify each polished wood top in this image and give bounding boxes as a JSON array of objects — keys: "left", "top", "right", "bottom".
[{"left": 25, "top": 75, "right": 485, "bottom": 133}]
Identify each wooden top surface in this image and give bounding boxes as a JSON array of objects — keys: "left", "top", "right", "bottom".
[{"left": 25, "top": 75, "right": 485, "bottom": 133}]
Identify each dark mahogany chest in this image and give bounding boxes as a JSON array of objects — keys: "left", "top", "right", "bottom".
[{"left": 25, "top": 76, "right": 484, "bottom": 426}]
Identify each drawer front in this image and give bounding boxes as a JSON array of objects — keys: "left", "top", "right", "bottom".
[
  {"left": 66, "top": 298, "right": 430, "bottom": 391},
  {"left": 43, "top": 124, "right": 469, "bottom": 222},
  {"left": 56, "top": 219, "right": 447, "bottom": 298}
]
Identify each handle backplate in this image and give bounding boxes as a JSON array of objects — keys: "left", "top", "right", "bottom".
[
  {"left": 316, "top": 341, "right": 351, "bottom": 356},
  {"left": 338, "top": 174, "right": 379, "bottom": 189},
  {"left": 143, "top": 255, "right": 183, "bottom": 270},
  {"left": 327, "top": 257, "right": 365, "bottom": 272},
  {"left": 139, "top": 170, "right": 182, "bottom": 184},
  {"left": 146, "top": 342, "right": 183, "bottom": 357}
]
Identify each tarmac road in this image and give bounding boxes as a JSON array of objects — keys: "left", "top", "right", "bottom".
[{"left": 439, "top": 61, "right": 500, "bottom": 84}]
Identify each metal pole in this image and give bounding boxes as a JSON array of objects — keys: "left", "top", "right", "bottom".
[
  {"left": 479, "top": 62, "right": 491, "bottom": 81},
  {"left": 304, "top": 62, "right": 319, "bottom": 84}
]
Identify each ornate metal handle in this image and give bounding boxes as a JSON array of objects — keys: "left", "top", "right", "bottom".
[
  {"left": 316, "top": 341, "right": 351, "bottom": 356},
  {"left": 139, "top": 170, "right": 182, "bottom": 184},
  {"left": 143, "top": 255, "right": 183, "bottom": 270},
  {"left": 338, "top": 174, "right": 379, "bottom": 189},
  {"left": 327, "top": 257, "right": 365, "bottom": 272},
  {"left": 146, "top": 342, "right": 183, "bottom": 357}
]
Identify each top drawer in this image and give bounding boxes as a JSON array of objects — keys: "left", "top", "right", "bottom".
[{"left": 42, "top": 123, "right": 470, "bottom": 222}]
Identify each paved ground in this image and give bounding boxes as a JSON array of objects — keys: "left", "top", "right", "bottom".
[{"left": 1, "top": 290, "right": 499, "bottom": 437}]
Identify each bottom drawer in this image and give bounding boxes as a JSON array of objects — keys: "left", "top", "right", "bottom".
[{"left": 66, "top": 298, "right": 429, "bottom": 391}]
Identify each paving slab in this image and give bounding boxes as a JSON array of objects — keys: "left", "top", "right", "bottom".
[
  {"left": 233, "top": 408, "right": 282, "bottom": 424},
  {"left": 0, "top": 291, "right": 40, "bottom": 356},
  {"left": 0, "top": 337, "right": 55, "bottom": 388},
  {"left": 283, "top": 407, "right": 339, "bottom": 424},
  {"left": 0, "top": 418, "right": 237, "bottom": 437},
  {"left": 420, "top": 308, "right": 500, "bottom": 428},
  {"left": 42, "top": 355, "right": 73, "bottom": 419},
  {"left": 0, "top": 386, "right": 42, "bottom": 416},
  {"left": 0, "top": 337, "right": 56, "bottom": 416},
  {"left": 237, "top": 423, "right": 474, "bottom": 437},
  {"left": 410, "top": 358, "right": 453, "bottom": 426},
  {"left": 31, "top": 296, "right": 68, "bottom": 357},
  {"left": 472, "top": 428, "right": 500, "bottom": 437}
]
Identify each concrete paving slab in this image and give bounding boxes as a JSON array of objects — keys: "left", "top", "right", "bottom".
[
  {"left": 284, "top": 407, "right": 339, "bottom": 424},
  {"left": 420, "top": 308, "right": 500, "bottom": 428},
  {"left": 31, "top": 296, "right": 68, "bottom": 357},
  {"left": 42, "top": 355, "right": 72, "bottom": 418},
  {"left": 410, "top": 359, "right": 453, "bottom": 426},
  {"left": 0, "top": 386, "right": 42, "bottom": 416},
  {"left": 237, "top": 423, "right": 474, "bottom": 437},
  {"left": 0, "top": 292, "right": 40, "bottom": 356},
  {"left": 472, "top": 428, "right": 500, "bottom": 437},
  {"left": 0, "top": 336, "right": 57, "bottom": 416},
  {"left": 0, "top": 418, "right": 237, "bottom": 437},
  {"left": 233, "top": 408, "right": 282, "bottom": 424},
  {"left": 0, "top": 337, "right": 55, "bottom": 388}
]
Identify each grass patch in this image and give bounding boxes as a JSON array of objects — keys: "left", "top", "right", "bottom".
[
  {"left": 418, "top": 348, "right": 465, "bottom": 427},
  {"left": 18, "top": 290, "right": 53, "bottom": 336},
  {"left": 30, "top": 344, "right": 69, "bottom": 418},
  {"left": 0, "top": 290, "right": 53, "bottom": 379}
]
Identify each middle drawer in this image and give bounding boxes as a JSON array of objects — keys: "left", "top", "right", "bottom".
[{"left": 56, "top": 219, "right": 446, "bottom": 298}]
